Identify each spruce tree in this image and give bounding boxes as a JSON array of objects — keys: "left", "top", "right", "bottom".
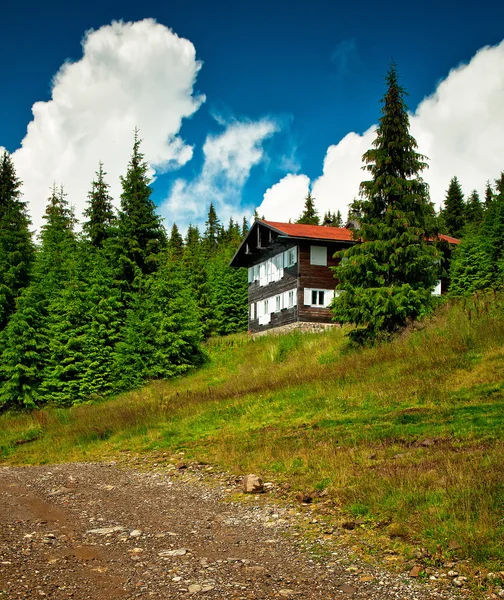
[
  {"left": 442, "top": 176, "right": 465, "bottom": 238},
  {"left": 242, "top": 217, "right": 250, "bottom": 237},
  {"left": 0, "top": 185, "right": 76, "bottom": 409},
  {"left": 117, "top": 130, "right": 166, "bottom": 286},
  {"left": 0, "top": 152, "right": 34, "bottom": 330},
  {"left": 184, "top": 225, "right": 216, "bottom": 337},
  {"left": 210, "top": 250, "right": 248, "bottom": 335},
  {"left": 484, "top": 181, "right": 494, "bottom": 210},
  {"left": 449, "top": 234, "right": 494, "bottom": 296},
  {"left": 322, "top": 211, "right": 332, "bottom": 226},
  {"left": 83, "top": 162, "right": 116, "bottom": 248},
  {"left": 114, "top": 255, "right": 204, "bottom": 388},
  {"left": 465, "top": 190, "right": 483, "bottom": 228},
  {"left": 296, "top": 192, "right": 319, "bottom": 225},
  {"left": 332, "top": 64, "right": 439, "bottom": 343},
  {"left": 203, "top": 203, "right": 220, "bottom": 254},
  {"left": 168, "top": 223, "right": 184, "bottom": 258}
]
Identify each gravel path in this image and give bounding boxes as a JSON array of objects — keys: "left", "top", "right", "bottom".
[{"left": 0, "top": 461, "right": 465, "bottom": 599}]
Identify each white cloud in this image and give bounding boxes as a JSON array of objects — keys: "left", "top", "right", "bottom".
[
  {"left": 259, "top": 39, "right": 504, "bottom": 222},
  {"left": 258, "top": 173, "right": 310, "bottom": 221},
  {"left": 11, "top": 19, "right": 204, "bottom": 233},
  {"left": 161, "top": 118, "right": 278, "bottom": 230}
]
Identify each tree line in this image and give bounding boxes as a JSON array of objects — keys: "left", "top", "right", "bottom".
[{"left": 0, "top": 132, "right": 248, "bottom": 410}]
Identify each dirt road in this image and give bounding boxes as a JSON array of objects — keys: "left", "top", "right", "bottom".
[{"left": 0, "top": 461, "right": 460, "bottom": 599}]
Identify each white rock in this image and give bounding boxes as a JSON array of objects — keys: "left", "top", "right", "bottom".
[
  {"left": 129, "top": 529, "right": 142, "bottom": 538},
  {"left": 188, "top": 584, "right": 202, "bottom": 593},
  {"left": 242, "top": 474, "right": 263, "bottom": 494},
  {"left": 158, "top": 548, "right": 188, "bottom": 557},
  {"left": 86, "top": 526, "right": 125, "bottom": 535}
]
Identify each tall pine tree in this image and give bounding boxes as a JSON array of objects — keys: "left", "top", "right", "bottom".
[
  {"left": 0, "top": 152, "right": 34, "bottom": 331},
  {"left": 332, "top": 64, "right": 439, "bottom": 343},
  {"left": 296, "top": 192, "right": 319, "bottom": 225},
  {"left": 0, "top": 185, "right": 76, "bottom": 408},
  {"left": 442, "top": 176, "right": 465, "bottom": 238},
  {"left": 117, "top": 130, "right": 166, "bottom": 286},
  {"left": 465, "top": 189, "right": 483, "bottom": 229},
  {"left": 83, "top": 162, "right": 116, "bottom": 248}
]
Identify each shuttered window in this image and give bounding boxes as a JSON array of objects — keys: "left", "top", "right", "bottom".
[
  {"left": 310, "top": 245, "right": 327, "bottom": 266},
  {"left": 284, "top": 246, "right": 297, "bottom": 268},
  {"left": 304, "top": 288, "right": 335, "bottom": 307}
]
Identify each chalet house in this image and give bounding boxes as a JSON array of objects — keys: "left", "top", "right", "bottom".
[{"left": 230, "top": 220, "right": 459, "bottom": 334}]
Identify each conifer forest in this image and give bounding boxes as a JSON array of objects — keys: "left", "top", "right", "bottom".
[{"left": 1, "top": 67, "right": 504, "bottom": 411}]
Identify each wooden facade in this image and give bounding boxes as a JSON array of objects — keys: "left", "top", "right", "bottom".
[
  {"left": 230, "top": 220, "right": 460, "bottom": 334},
  {"left": 230, "top": 220, "right": 353, "bottom": 333}
]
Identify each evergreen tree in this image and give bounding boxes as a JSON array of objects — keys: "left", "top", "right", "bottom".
[
  {"left": 296, "top": 192, "right": 319, "bottom": 225},
  {"left": 442, "top": 176, "right": 465, "bottom": 238},
  {"left": 449, "top": 175, "right": 504, "bottom": 295},
  {"left": 334, "top": 210, "right": 343, "bottom": 227},
  {"left": 449, "top": 234, "right": 494, "bottom": 296},
  {"left": 322, "top": 211, "right": 332, "bottom": 226},
  {"left": 332, "top": 64, "right": 439, "bottom": 343},
  {"left": 83, "top": 162, "right": 116, "bottom": 248},
  {"left": 484, "top": 180, "right": 494, "bottom": 210},
  {"left": 40, "top": 244, "right": 123, "bottom": 405},
  {"left": 242, "top": 216, "right": 250, "bottom": 237},
  {"left": 203, "top": 203, "right": 220, "bottom": 253},
  {"left": 168, "top": 223, "right": 184, "bottom": 258},
  {"left": 0, "top": 185, "right": 76, "bottom": 409},
  {"left": 252, "top": 209, "right": 260, "bottom": 222},
  {"left": 184, "top": 225, "right": 216, "bottom": 337},
  {"left": 117, "top": 130, "right": 166, "bottom": 286},
  {"left": 465, "top": 190, "right": 483, "bottom": 228},
  {"left": 114, "top": 256, "right": 204, "bottom": 389},
  {"left": 208, "top": 245, "right": 248, "bottom": 336},
  {"left": 0, "top": 152, "right": 34, "bottom": 330}
]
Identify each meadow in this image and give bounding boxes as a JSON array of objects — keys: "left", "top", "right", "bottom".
[{"left": 1, "top": 292, "right": 504, "bottom": 572}]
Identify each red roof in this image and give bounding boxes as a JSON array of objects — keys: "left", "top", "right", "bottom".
[
  {"left": 263, "top": 220, "right": 354, "bottom": 242},
  {"left": 263, "top": 220, "right": 460, "bottom": 245},
  {"left": 438, "top": 234, "right": 460, "bottom": 244}
]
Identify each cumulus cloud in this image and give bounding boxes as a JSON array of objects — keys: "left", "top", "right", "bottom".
[
  {"left": 259, "top": 39, "right": 504, "bottom": 222},
  {"left": 161, "top": 118, "right": 278, "bottom": 230},
  {"left": 11, "top": 19, "right": 204, "bottom": 232},
  {"left": 257, "top": 173, "right": 310, "bottom": 221}
]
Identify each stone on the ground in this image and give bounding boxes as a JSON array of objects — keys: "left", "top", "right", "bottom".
[
  {"left": 242, "top": 474, "right": 263, "bottom": 493},
  {"left": 409, "top": 565, "right": 422, "bottom": 577}
]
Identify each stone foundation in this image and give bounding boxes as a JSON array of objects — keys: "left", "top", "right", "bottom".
[{"left": 251, "top": 321, "right": 339, "bottom": 337}]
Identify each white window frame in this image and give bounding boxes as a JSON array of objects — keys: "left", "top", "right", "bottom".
[
  {"left": 304, "top": 288, "right": 335, "bottom": 308},
  {"left": 310, "top": 245, "right": 327, "bottom": 266},
  {"left": 284, "top": 246, "right": 297, "bottom": 268}
]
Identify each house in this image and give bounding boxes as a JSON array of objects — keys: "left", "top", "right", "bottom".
[{"left": 229, "top": 220, "right": 459, "bottom": 334}]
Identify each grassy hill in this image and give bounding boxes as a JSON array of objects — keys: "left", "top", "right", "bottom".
[{"left": 1, "top": 292, "right": 504, "bottom": 574}]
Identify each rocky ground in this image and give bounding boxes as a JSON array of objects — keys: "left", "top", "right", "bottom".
[{"left": 0, "top": 458, "right": 474, "bottom": 599}]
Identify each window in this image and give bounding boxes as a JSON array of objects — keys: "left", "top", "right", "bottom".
[
  {"left": 288, "top": 290, "right": 294, "bottom": 308},
  {"left": 310, "top": 245, "right": 327, "bottom": 266},
  {"left": 311, "top": 290, "right": 325, "bottom": 306},
  {"left": 264, "top": 299, "right": 269, "bottom": 315},
  {"left": 250, "top": 303, "right": 256, "bottom": 320},
  {"left": 304, "top": 288, "right": 335, "bottom": 307},
  {"left": 275, "top": 295, "right": 281, "bottom": 312},
  {"left": 284, "top": 246, "right": 297, "bottom": 268}
]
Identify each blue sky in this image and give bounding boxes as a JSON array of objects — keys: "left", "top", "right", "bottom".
[{"left": 1, "top": 0, "right": 504, "bottom": 232}]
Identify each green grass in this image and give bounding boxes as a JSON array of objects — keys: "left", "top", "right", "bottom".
[{"left": 2, "top": 292, "right": 504, "bottom": 571}]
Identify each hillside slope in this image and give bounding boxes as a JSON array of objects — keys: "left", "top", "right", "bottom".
[{"left": 1, "top": 293, "right": 504, "bottom": 574}]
